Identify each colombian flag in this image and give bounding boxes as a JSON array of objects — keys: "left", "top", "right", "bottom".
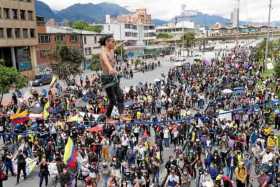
[
  {"left": 50, "top": 75, "right": 58, "bottom": 87},
  {"left": 63, "top": 137, "right": 78, "bottom": 169},
  {"left": 10, "top": 111, "right": 29, "bottom": 124}
]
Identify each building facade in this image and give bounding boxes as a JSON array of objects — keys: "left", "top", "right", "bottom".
[
  {"left": 103, "top": 15, "right": 156, "bottom": 46},
  {"left": 115, "top": 9, "right": 152, "bottom": 25},
  {"left": 102, "top": 10, "right": 156, "bottom": 59},
  {"left": 37, "top": 19, "right": 105, "bottom": 69},
  {"left": 156, "top": 21, "right": 196, "bottom": 40},
  {"left": 0, "top": 0, "right": 38, "bottom": 78}
]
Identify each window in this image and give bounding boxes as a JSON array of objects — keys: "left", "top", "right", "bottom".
[
  {"left": 125, "top": 32, "right": 137, "bottom": 37},
  {"left": 16, "top": 47, "right": 32, "bottom": 71},
  {"left": 20, "top": 10, "right": 25, "bottom": 20},
  {"left": 4, "top": 8, "right": 10, "bottom": 19},
  {"left": 15, "top": 28, "right": 21, "bottom": 38},
  {"left": 85, "top": 48, "right": 92, "bottom": 55},
  {"left": 39, "top": 49, "right": 50, "bottom": 58},
  {"left": 12, "top": 9, "right": 18, "bottom": 19},
  {"left": 144, "top": 25, "right": 155, "bottom": 30},
  {"left": 55, "top": 34, "right": 64, "bottom": 41},
  {"left": 27, "top": 11, "right": 33, "bottom": 20},
  {"left": 70, "top": 35, "right": 78, "bottom": 42},
  {"left": 0, "top": 28, "right": 4, "bottom": 38},
  {"left": 23, "top": 29, "right": 28, "bottom": 38},
  {"left": 0, "top": 8, "right": 2, "bottom": 19},
  {"left": 39, "top": 35, "right": 50, "bottom": 43},
  {"left": 144, "top": 33, "right": 155, "bottom": 37},
  {"left": 30, "top": 29, "right": 35, "bottom": 38},
  {"left": 84, "top": 36, "right": 87, "bottom": 44},
  {"left": 6, "top": 28, "right": 12, "bottom": 38}
]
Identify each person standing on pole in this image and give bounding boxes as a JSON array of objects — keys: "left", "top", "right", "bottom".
[{"left": 99, "top": 35, "right": 124, "bottom": 120}]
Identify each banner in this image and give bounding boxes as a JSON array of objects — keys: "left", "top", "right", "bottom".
[
  {"left": 218, "top": 110, "right": 232, "bottom": 121},
  {"left": 48, "top": 162, "right": 59, "bottom": 176},
  {"left": 13, "top": 158, "right": 38, "bottom": 176}
]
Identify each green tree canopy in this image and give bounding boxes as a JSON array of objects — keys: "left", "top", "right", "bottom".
[
  {"left": 115, "top": 45, "right": 125, "bottom": 57},
  {"left": 156, "top": 33, "right": 173, "bottom": 39},
  {"left": 181, "top": 32, "right": 195, "bottom": 48},
  {"left": 91, "top": 54, "right": 101, "bottom": 71},
  {"left": 71, "top": 21, "right": 102, "bottom": 33},
  {"left": 51, "top": 45, "right": 84, "bottom": 80},
  {"left": 0, "top": 65, "right": 28, "bottom": 104},
  {"left": 275, "top": 61, "right": 280, "bottom": 78}
]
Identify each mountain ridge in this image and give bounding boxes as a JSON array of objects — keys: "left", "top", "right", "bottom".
[{"left": 35, "top": 0, "right": 280, "bottom": 27}]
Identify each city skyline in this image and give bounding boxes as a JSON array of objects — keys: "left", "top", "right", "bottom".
[{"left": 39, "top": 0, "right": 280, "bottom": 22}]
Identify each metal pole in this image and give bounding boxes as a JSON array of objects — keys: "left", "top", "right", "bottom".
[{"left": 264, "top": 0, "right": 272, "bottom": 72}]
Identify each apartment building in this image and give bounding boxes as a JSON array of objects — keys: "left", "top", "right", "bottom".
[
  {"left": 0, "top": 0, "right": 37, "bottom": 78},
  {"left": 115, "top": 9, "right": 152, "bottom": 25},
  {"left": 156, "top": 21, "right": 196, "bottom": 40},
  {"left": 103, "top": 15, "right": 156, "bottom": 45}
]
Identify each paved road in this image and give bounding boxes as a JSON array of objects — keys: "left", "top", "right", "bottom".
[{"left": 2, "top": 55, "right": 193, "bottom": 104}]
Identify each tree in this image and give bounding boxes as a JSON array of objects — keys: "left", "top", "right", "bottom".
[
  {"left": 71, "top": 21, "right": 102, "bottom": 33},
  {"left": 156, "top": 33, "right": 173, "bottom": 39},
  {"left": 91, "top": 54, "right": 101, "bottom": 71},
  {"left": 275, "top": 61, "right": 280, "bottom": 78},
  {"left": 181, "top": 32, "right": 195, "bottom": 57},
  {"left": 51, "top": 46, "right": 84, "bottom": 81},
  {"left": 0, "top": 65, "right": 28, "bottom": 104},
  {"left": 115, "top": 45, "right": 125, "bottom": 57},
  {"left": 181, "top": 32, "right": 195, "bottom": 48}
]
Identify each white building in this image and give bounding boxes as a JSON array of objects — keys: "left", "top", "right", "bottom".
[
  {"left": 101, "top": 15, "right": 156, "bottom": 58},
  {"left": 80, "top": 30, "right": 106, "bottom": 61},
  {"left": 156, "top": 21, "right": 196, "bottom": 40},
  {"left": 102, "top": 15, "right": 156, "bottom": 46}
]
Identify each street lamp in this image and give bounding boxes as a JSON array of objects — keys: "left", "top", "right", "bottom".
[{"left": 264, "top": 0, "right": 272, "bottom": 72}]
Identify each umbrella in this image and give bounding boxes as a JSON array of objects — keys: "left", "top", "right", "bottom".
[
  {"left": 87, "top": 126, "right": 103, "bottom": 133},
  {"left": 222, "top": 89, "right": 233, "bottom": 94}
]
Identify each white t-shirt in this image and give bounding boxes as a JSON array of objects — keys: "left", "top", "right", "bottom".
[
  {"left": 164, "top": 129, "right": 170, "bottom": 139},
  {"left": 166, "top": 175, "right": 179, "bottom": 187},
  {"left": 261, "top": 152, "right": 274, "bottom": 164},
  {"left": 121, "top": 137, "right": 129, "bottom": 147}
]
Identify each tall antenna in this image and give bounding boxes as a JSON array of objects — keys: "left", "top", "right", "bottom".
[{"left": 264, "top": 0, "right": 272, "bottom": 72}]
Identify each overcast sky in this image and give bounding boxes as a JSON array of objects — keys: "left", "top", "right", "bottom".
[{"left": 40, "top": 0, "right": 280, "bottom": 22}]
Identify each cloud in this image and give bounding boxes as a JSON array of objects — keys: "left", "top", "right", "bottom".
[{"left": 39, "top": 0, "right": 280, "bottom": 22}]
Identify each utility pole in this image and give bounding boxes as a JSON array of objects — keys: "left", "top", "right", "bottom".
[{"left": 264, "top": 0, "right": 272, "bottom": 72}]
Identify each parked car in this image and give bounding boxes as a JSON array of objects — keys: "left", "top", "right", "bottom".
[{"left": 32, "top": 74, "right": 52, "bottom": 87}]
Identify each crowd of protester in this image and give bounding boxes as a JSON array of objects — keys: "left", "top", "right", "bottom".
[
  {"left": 115, "top": 59, "right": 161, "bottom": 80},
  {"left": 0, "top": 45, "right": 279, "bottom": 187}
]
